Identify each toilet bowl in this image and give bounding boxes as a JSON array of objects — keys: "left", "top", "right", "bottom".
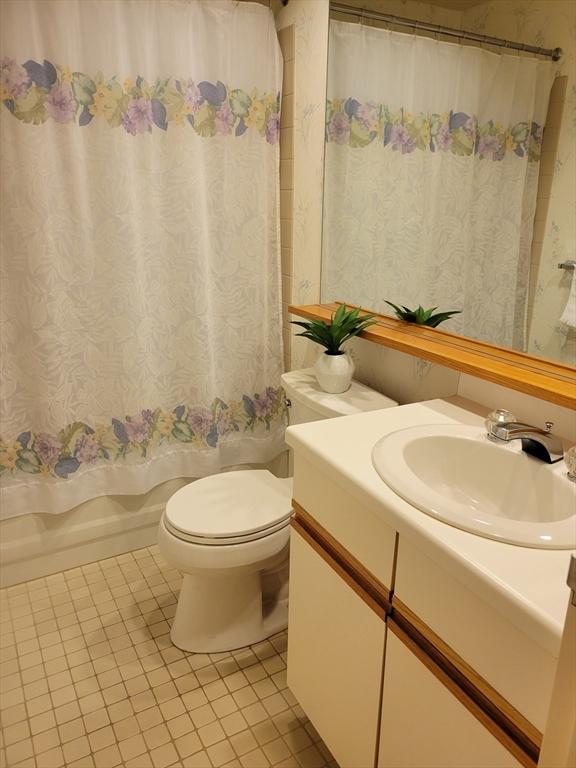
[
  {"left": 158, "top": 369, "right": 398, "bottom": 653},
  {"left": 158, "top": 470, "right": 293, "bottom": 653}
]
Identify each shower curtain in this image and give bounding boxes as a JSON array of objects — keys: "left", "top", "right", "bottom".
[
  {"left": 0, "top": 0, "right": 285, "bottom": 518},
  {"left": 322, "top": 20, "right": 555, "bottom": 349}
]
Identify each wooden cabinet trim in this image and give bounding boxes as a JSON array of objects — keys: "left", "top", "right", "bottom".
[
  {"left": 390, "top": 599, "right": 541, "bottom": 768},
  {"left": 288, "top": 303, "right": 576, "bottom": 409},
  {"left": 291, "top": 501, "right": 392, "bottom": 619}
]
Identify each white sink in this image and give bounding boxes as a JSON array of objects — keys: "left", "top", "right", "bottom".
[{"left": 372, "top": 425, "right": 576, "bottom": 549}]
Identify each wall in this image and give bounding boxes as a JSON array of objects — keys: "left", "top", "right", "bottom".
[
  {"left": 462, "top": 0, "right": 576, "bottom": 365},
  {"left": 278, "top": 25, "right": 296, "bottom": 371},
  {"left": 274, "top": 0, "right": 330, "bottom": 370}
]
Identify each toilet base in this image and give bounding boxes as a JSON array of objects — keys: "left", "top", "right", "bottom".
[{"left": 170, "top": 570, "right": 288, "bottom": 653}]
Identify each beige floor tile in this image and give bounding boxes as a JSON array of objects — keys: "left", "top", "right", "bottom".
[
  {"left": 35, "top": 744, "right": 65, "bottom": 767},
  {"left": 252, "top": 720, "right": 281, "bottom": 746},
  {"left": 58, "top": 716, "right": 86, "bottom": 744},
  {"left": 118, "top": 732, "right": 147, "bottom": 762},
  {"left": 240, "top": 746, "right": 271, "bottom": 768},
  {"left": 167, "top": 712, "right": 195, "bottom": 739},
  {"left": 83, "top": 708, "right": 111, "bottom": 733},
  {"left": 143, "top": 722, "right": 171, "bottom": 750},
  {"left": 112, "top": 714, "right": 140, "bottom": 742},
  {"left": 0, "top": 547, "right": 333, "bottom": 768},
  {"left": 62, "top": 735, "right": 91, "bottom": 763},
  {"left": 220, "top": 711, "right": 248, "bottom": 737},
  {"left": 87, "top": 725, "right": 116, "bottom": 752},
  {"left": 92, "top": 743, "right": 122, "bottom": 768},
  {"left": 149, "top": 741, "right": 179, "bottom": 767},
  {"left": 263, "top": 737, "right": 292, "bottom": 765},
  {"left": 295, "top": 745, "right": 326, "bottom": 768},
  {"left": 207, "top": 739, "right": 236, "bottom": 767},
  {"left": 198, "top": 720, "right": 226, "bottom": 748},
  {"left": 190, "top": 703, "right": 216, "bottom": 729},
  {"left": 229, "top": 729, "right": 258, "bottom": 757},
  {"left": 242, "top": 701, "right": 268, "bottom": 726},
  {"left": 3, "top": 719, "right": 30, "bottom": 746},
  {"left": 136, "top": 704, "right": 164, "bottom": 730},
  {"left": 29, "top": 709, "right": 57, "bottom": 736},
  {"left": 124, "top": 751, "right": 153, "bottom": 768},
  {"left": 175, "top": 730, "right": 203, "bottom": 759},
  {"left": 33, "top": 725, "right": 61, "bottom": 755}
]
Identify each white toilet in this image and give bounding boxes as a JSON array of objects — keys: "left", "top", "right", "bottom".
[{"left": 157, "top": 368, "right": 397, "bottom": 653}]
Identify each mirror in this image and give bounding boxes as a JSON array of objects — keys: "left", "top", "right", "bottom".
[{"left": 320, "top": 0, "right": 575, "bottom": 367}]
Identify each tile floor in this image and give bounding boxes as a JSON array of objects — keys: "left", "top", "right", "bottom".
[{"left": 0, "top": 545, "right": 336, "bottom": 768}]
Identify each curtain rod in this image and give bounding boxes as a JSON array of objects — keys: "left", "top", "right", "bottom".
[{"left": 329, "top": 2, "right": 562, "bottom": 61}]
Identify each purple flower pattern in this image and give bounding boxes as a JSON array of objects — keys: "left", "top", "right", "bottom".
[
  {"left": 74, "top": 434, "right": 99, "bottom": 463},
  {"left": 215, "top": 102, "right": 235, "bottom": 136},
  {"left": 34, "top": 433, "right": 61, "bottom": 466},
  {"left": 45, "top": 82, "right": 76, "bottom": 123},
  {"left": 122, "top": 97, "right": 153, "bottom": 135},
  {"left": 327, "top": 111, "right": 351, "bottom": 145},
  {"left": 1, "top": 57, "right": 30, "bottom": 100},
  {"left": 389, "top": 124, "right": 415, "bottom": 154},
  {"left": 265, "top": 113, "right": 280, "bottom": 145}
]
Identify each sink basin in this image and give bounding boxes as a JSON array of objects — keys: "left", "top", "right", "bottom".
[{"left": 372, "top": 425, "right": 576, "bottom": 549}]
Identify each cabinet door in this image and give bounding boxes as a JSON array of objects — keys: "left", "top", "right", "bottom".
[
  {"left": 288, "top": 529, "right": 386, "bottom": 768},
  {"left": 378, "top": 632, "right": 523, "bottom": 768}
]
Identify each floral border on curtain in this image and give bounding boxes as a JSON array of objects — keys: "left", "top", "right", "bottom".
[
  {"left": 326, "top": 98, "right": 543, "bottom": 161},
  {"left": 0, "top": 389, "right": 286, "bottom": 481},
  {"left": 1, "top": 57, "right": 280, "bottom": 142}
]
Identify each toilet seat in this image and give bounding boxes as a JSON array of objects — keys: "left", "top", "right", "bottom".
[{"left": 164, "top": 470, "right": 293, "bottom": 546}]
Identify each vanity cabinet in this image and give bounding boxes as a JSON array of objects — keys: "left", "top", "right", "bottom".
[
  {"left": 287, "top": 455, "right": 546, "bottom": 768},
  {"left": 378, "top": 631, "right": 522, "bottom": 768},
  {"left": 288, "top": 529, "right": 386, "bottom": 768}
]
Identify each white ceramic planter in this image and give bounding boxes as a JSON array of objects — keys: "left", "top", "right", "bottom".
[{"left": 314, "top": 351, "right": 355, "bottom": 393}]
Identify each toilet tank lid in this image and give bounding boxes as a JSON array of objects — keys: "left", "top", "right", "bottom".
[
  {"left": 280, "top": 368, "right": 398, "bottom": 418},
  {"left": 165, "top": 470, "right": 293, "bottom": 539}
]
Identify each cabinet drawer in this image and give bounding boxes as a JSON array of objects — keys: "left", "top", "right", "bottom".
[
  {"left": 394, "top": 538, "right": 555, "bottom": 732},
  {"left": 292, "top": 454, "right": 397, "bottom": 588},
  {"left": 288, "top": 529, "right": 386, "bottom": 768}
]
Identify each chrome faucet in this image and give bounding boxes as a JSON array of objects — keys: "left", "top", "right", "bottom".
[{"left": 488, "top": 420, "right": 564, "bottom": 464}]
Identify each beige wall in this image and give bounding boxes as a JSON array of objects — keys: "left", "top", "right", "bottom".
[{"left": 274, "top": 0, "right": 330, "bottom": 370}]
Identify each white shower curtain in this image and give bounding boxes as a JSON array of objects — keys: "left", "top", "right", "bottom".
[
  {"left": 322, "top": 20, "right": 555, "bottom": 349},
  {"left": 0, "top": 0, "right": 285, "bottom": 518}
]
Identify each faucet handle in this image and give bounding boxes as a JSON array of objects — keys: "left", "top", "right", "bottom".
[
  {"left": 485, "top": 408, "right": 516, "bottom": 437},
  {"left": 565, "top": 446, "right": 576, "bottom": 482}
]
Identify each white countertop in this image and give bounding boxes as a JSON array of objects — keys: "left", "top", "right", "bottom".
[{"left": 285, "top": 397, "right": 574, "bottom": 657}]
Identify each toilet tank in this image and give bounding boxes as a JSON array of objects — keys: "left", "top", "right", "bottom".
[{"left": 280, "top": 368, "right": 398, "bottom": 426}]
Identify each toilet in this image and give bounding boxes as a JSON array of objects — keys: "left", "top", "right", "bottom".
[{"left": 157, "top": 368, "right": 398, "bottom": 653}]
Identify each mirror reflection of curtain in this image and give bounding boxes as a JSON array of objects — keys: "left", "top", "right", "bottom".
[
  {"left": 322, "top": 20, "right": 555, "bottom": 349},
  {"left": 0, "top": 0, "right": 284, "bottom": 518}
]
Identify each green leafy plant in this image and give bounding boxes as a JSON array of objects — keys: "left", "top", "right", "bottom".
[
  {"left": 291, "top": 304, "right": 376, "bottom": 355},
  {"left": 384, "top": 301, "right": 461, "bottom": 328}
]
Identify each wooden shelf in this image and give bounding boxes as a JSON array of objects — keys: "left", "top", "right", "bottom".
[{"left": 288, "top": 303, "right": 576, "bottom": 409}]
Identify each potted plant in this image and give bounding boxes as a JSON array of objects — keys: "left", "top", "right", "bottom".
[
  {"left": 384, "top": 301, "right": 461, "bottom": 328},
  {"left": 291, "top": 304, "right": 376, "bottom": 393}
]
